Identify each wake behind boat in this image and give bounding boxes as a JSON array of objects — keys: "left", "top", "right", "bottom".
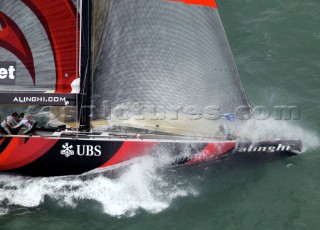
[{"left": 0, "top": 0, "right": 301, "bottom": 176}]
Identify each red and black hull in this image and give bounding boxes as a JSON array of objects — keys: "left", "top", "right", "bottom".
[{"left": 0, "top": 136, "right": 302, "bottom": 176}]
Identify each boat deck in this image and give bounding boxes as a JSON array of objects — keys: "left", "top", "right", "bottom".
[{"left": 1, "top": 130, "right": 232, "bottom": 143}]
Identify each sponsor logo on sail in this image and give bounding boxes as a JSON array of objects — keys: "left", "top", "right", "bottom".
[
  {"left": 0, "top": 62, "right": 16, "bottom": 84},
  {"left": 61, "top": 143, "right": 102, "bottom": 158}
]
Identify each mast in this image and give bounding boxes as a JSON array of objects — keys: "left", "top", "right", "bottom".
[{"left": 79, "top": 0, "right": 92, "bottom": 131}]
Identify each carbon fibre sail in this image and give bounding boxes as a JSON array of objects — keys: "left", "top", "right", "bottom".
[
  {"left": 91, "top": 0, "right": 250, "bottom": 137},
  {"left": 0, "top": 0, "right": 251, "bottom": 136},
  {"left": 0, "top": 0, "right": 81, "bottom": 106}
]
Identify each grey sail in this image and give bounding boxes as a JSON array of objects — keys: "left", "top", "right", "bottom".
[{"left": 91, "top": 0, "right": 250, "bottom": 137}]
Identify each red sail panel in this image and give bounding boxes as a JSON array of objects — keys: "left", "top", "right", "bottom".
[
  {"left": 0, "top": 12, "right": 35, "bottom": 84},
  {"left": 166, "top": 0, "right": 217, "bottom": 8},
  {"left": 0, "top": 0, "right": 80, "bottom": 93}
]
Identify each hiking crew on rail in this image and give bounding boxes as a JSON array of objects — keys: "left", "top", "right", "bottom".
[{"left": 0, "top": 113, "right": 37, "bottom": 135}]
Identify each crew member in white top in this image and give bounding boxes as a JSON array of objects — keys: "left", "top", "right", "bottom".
[
  {"left": 13, "top": 115, "right": 37, "bottom": 135},
  {"left": 0, "top": 112, "right": 18, "bottom": 135}
]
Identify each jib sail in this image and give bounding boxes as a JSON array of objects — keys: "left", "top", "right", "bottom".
[{"left": 90, "top": 0, "right": 250, "bottom": 137}]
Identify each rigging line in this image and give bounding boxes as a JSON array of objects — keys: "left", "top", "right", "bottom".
[{"left": 79, "top": 58, "right": 89, "bottom": 129}]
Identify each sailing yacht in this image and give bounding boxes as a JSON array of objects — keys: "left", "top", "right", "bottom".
[{"left": 0, "top": 0, "right": 301, "bottom": 176}]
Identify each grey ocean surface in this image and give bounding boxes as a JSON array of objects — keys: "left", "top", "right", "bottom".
[{"left": 0, "top": 0, "right": 320, "bottom": 229}]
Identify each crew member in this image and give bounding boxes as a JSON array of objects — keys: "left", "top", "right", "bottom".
[
  {"left": 18, "top": 113, "right": 25, "bottom": 119},
  {"left": 0, "top": 112, "right": 18, "bottom": 135},
  {"left": 218, "top": 124, "right": 236, "bottom": 140},
  {"left": 13, "top": 115, "right": 37, "bottom": 136}
]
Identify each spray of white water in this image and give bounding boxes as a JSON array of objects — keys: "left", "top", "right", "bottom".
[
  {"left": 0, "top": 117, "right": 318, "bottom": 217},
  {"left": 238, "top": 119, "right": 320, "bottom": 152},
  {"left": 0, "top": 153, "right": 198, "bottom": 217}
]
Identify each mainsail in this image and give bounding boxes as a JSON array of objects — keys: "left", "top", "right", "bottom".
[
  {"left": 0, "top": 0, "right": 82, "bottom": 127},
  {"left": 91, "top": 0, "right": 250, "bottom": 137}
]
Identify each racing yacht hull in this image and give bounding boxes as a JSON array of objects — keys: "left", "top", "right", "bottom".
[{"left": 0, "top": 135, "right": 302, "bottom": 176}]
